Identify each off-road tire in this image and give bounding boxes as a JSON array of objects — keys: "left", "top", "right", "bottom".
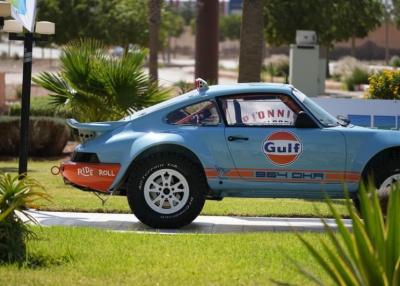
[
  {"left": 356, "top": 150, "right": 400, "bottom": 214},
  {"left": 127, "top": 153, "right": 207, "bottom": 228}
]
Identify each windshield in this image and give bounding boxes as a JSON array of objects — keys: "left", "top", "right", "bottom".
[{"left": 292, "top": 89, "right": 339, "bottom": 127}]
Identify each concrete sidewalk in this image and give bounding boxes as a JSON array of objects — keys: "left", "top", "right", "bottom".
[{"left": 24, "top": 210, "right": 352, "bottom": 234}]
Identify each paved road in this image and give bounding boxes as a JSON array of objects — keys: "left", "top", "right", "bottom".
[{"left": 24, "top": 210, "right": 352, "bottom": 234}]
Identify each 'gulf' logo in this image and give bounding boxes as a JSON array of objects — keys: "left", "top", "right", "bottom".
[{"left": 262, "top": 131, "right": 302, "bottom": 166}]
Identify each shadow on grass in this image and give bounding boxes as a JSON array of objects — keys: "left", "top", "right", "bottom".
[
  {"left": 0, "top": 253, "right": 73, "bottom": 269},
  {"left": 23, "top": 253, "right": 74, "bottom": 269}
]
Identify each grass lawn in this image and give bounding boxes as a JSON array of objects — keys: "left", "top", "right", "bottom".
[
  {"left": 0, "top": 226, "right": 329, "bottom": 285},
  {"left": 0, "top": 160, "right": 349, "bottom": 217}
]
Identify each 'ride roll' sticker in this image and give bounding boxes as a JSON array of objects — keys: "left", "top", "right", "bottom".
[{"left": 262, "top": 131, "right": 302, "bottom": 166}]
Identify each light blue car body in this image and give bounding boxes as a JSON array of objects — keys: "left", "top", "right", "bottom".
[{"left": 68, "top": 83, "right": 400, "bottom": 199}]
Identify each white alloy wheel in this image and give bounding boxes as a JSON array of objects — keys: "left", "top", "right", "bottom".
[
  {"left": 143, "top": 168, "right": 190, "bottom": 215},
  {"left": 378, "top": 173, "right": 400, "bottom": 197}
]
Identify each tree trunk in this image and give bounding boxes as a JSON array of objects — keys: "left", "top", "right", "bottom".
[
  {"left": 385, "top": 0, "right": 389, "bottom": 65},
  {"left": 195, "top": 0, "right": 219, "bottom": 83},
  {"left": 149, "top": 0, "right": 162, "bottom": 82},
  {"left": 167, "top": 34, "right": 171, "bottom": 64},
  {"left": 238, "top": 0, "right": 264, "bottom": 83}
]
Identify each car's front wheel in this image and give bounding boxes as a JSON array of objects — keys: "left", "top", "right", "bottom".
[
  {"left": 357, "top": 150, "right": 400, "bottom": 213},
  {"left": 127, "top": 153, "right": 206, "bottom": 228}
]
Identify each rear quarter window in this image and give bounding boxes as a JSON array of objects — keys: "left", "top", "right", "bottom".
[{"left": 166, "top": 101, "right": 221, "bottom": 126}]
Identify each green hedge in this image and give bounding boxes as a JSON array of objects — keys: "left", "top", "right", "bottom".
[
  {"left": 9, "top": 96, "right": 72, "bottom": 118},
  {"left": 0, "top": 116, "right": 70, "bottom": 156}
]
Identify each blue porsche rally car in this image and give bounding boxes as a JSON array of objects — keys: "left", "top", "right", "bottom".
[{"left": 59, "top": 79, "right": 400, "bottom": 228}]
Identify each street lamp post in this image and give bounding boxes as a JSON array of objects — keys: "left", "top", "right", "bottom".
[
  {"left": 15, "top": 31, "right": 33, "bottom": 176},
  {"left": 2, "top": 17, "right": 55, "bottom": 176}
]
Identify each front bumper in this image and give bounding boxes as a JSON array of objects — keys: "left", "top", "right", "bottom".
[{"left": 61, "top": 161, "right": 121, "bottom": 193}]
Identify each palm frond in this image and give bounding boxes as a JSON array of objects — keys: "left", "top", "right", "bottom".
[
  {"left": 34, "top": 38, "right": 169, "bottom": 122},
  {"left": 291, "top": 184, "right": 400, "bottom": 285}
]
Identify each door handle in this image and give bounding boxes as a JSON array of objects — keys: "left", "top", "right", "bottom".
[{"left": 228, "top": 136, "right": 249, "bottom": 141}]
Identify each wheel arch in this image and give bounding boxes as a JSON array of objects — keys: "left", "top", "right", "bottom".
[
  {"left": 361, "top": 146, "right": 400, "bottom": 180},
  {"left": 118, "top": 144, "right": 207, "bottom": 193}
]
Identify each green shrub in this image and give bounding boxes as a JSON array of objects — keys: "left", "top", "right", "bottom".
[
  {"left": 0, "top": 116, "right": 70, "bottom": 156},
  {"left": 367, "top": 70, "right": 400, "bottom": 99},
  {"left": 33, "top": 38, "right": 169, "bottom": 122},
  {"left": 343, "top": 67, "right": 370, "bottom": 91},
  {"left": 390, "top": 55, "right": 400, "bottom": 68},
  {"left": 263, "top": 54, "right": 289, "bottom": 77},
  {"left": 9, "top": 96, "right": 72, "bottom": 118},
  {"left": 14, "top": 86, "right": 22, "bottom": 99},
  {"left": 0, "top": 173, "right": 50, "bottom": 263},
  {"left": 292, "top": 183, "right": 400, "bottom": 285},
  {"left": 174, "top": 81, "right": 194, "bottom": 95}
]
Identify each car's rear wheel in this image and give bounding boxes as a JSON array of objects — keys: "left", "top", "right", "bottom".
[
  {"left": 356, "top": 150, "right": 400, "bottom": 214},
  {"left": 127, "top": 153, "right": 206, "bottom": 228}
]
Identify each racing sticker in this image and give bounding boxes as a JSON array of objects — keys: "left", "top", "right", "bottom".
[
  {"left": 262, "top": 131, "right": 302, "bottom": 166},
  {"left": 61, "top": 162, "right": 120, "bottom": 193}
]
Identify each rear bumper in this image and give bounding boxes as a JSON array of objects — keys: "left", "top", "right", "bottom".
[{"left": 60, "top": 161, "right": 121, "bottom": 193}]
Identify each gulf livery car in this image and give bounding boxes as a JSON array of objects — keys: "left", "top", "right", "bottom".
[{"left": 59, "top": 79, "right": 400, "bottom": 228}]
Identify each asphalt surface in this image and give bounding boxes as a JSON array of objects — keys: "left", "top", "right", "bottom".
[{"left": 24, "top": 210, "right": 352, "bottom": 234}]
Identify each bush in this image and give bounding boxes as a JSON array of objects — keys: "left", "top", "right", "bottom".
[
  {"left": 173, "top": 81, "right": 194, "bottom": 95},
  {"left": 0, "top": 116, "right": 70, "bottom": 156},
  {"left": 33, "top": 38, "right": 169, "bottom": 122},
  {"left": 219, "top": 14, "right": 241, "bottom": 41},
  {"left": 9, "top": 96, "right": 72, "bottom": 118},
  {"left": 390, "top": 55, "right": 400, "bottom": 68},
  {"left": 14, "top": 86, "right": 22, "bottom": 99},
  {"left": 0, "top": 173, "right": 50, "bottom": 263},
  {"left": 263, "top": 54, "right": 289, "bottom": 77},
  {"left": 343, "top": 67, "right": 370, "bottom": 91},
  {"left": 333, "top": 56, "right": 368, "bottom": 80},
  {"left": 367, "top": 70, "right": 400, "bottom": 99},
  {"left": 292, "top": 183, "right": 400, "bottom": 285}
]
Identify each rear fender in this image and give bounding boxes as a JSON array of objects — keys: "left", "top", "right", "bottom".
[{"left": 109, "top": 132, "right": 215, "bottom": 191}]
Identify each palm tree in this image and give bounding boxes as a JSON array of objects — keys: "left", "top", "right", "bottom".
[
  {"left": 195, "top": 0, "right": 219, "bottom": 83},
  {"left": 0, "top": 173, "right": 50, "bottom": 263},
  {"left": 148, "top": 0, "right": 162, "bottom": 82},
  {"left": 33, "top": 39, "right": 169, "bottom": 122},
  {"left": 238, "top": 0, "right": 264, "bottom": 83}
]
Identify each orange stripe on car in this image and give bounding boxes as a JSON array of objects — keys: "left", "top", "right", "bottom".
[
  {"left": 204, "top": 168, "right": 219, "bottom": 178},
  {"left": 204, "top": 167, "right": 361, "bottom": 183}
]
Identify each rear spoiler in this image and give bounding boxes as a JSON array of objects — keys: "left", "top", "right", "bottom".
[{"left": 66, "top": 119, "right": 128, "bottom": 142}]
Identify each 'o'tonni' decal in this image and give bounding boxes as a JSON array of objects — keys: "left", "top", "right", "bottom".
[{"left": 262, "top": 131, "right": 302, "bottom": 166}]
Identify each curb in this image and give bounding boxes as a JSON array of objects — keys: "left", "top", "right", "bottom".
[{"left": 24, "top": 210, "right": 352, "bottom": 234}]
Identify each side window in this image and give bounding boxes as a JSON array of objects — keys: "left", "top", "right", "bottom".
[
  {"left": 220, "top": 94, "right": 302, "bottom": 126},
  {"left": 166, "top": 101, "right": 221, "bottom": 126}
]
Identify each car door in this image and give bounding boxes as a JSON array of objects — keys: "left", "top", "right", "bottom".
[{"left": 219, "top": 93, "right": 347, "bottom": 198}]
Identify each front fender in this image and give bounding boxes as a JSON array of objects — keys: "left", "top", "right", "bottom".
[{"left": 345, "top": 128, "right": 400, "bottom": 174}]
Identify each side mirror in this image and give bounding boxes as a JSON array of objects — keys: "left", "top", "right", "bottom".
[
  {"left": 337, "top": 115, "right": 350, "bottom": 126},
  {"left": 295, "top": 111, "right": 318, "bottom": 128}
]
